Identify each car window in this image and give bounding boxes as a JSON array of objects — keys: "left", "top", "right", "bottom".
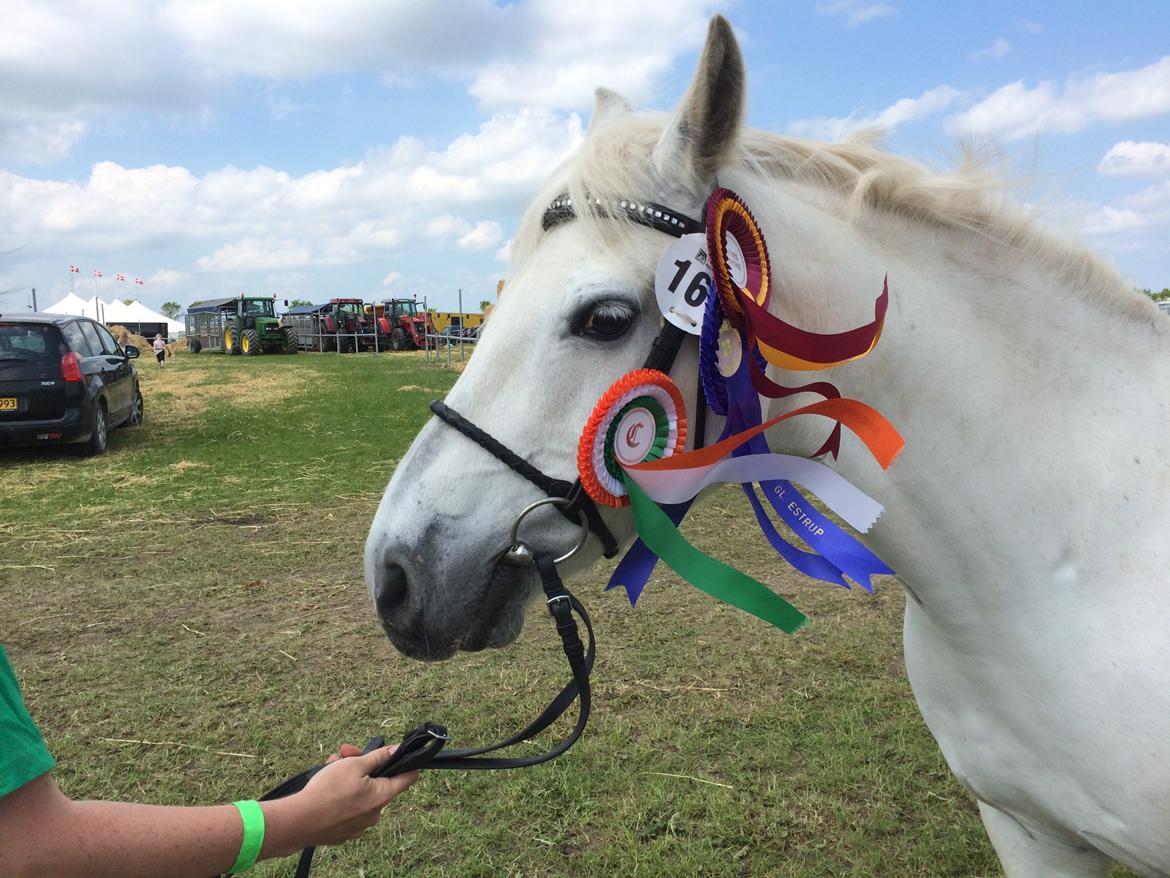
[
  {"left": 61, "top": 321, "right": 94, "bottom": 356},
  {"left": 78, "top": 321, "right": 104, "bottom": 356},
  {"left": 93, "top": 323, "right": 123, "bottom": 355},
  {"left": 0, "top": 323, "right": 63, "bottom": 363}
]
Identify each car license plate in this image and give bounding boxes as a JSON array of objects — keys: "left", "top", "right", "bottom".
[{"left": 0, "top": 397, "right": 17, "bottom": 411}]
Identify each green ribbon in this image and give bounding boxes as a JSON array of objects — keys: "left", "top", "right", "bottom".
[{"left": 622, "top": 473, "right": 809, "bottom": 634}]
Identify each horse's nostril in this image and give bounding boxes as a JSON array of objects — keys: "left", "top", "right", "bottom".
[{"left": 374, "top": 563, "right": 410, "bottom": 618}]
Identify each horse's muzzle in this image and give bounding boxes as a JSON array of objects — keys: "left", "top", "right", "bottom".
[{"left": 371, "top": 547, "right": 531, "bottom": 661}]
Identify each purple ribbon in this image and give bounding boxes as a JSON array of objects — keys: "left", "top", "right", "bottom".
[{"left": 721, "top": 321, "right": 892, "bottom": 591}]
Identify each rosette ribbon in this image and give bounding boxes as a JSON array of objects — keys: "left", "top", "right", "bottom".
[
  {"left": 579, "top": 369, "right": 808, "bottom": 632},
  {"left": 695, "top": 290, "right": 897, "bottom": 593},
  {"left": 618, "top": 393, "right": 903, "bottom": 634},
  {"left": 582, "top": 188, "right": 904, "bottom": 633},
  {"left": 580, "top": 368, "right": 903, "bottom": 633},
  {"left": 706, "top": 188, "right": 890, "bottom": 459}
]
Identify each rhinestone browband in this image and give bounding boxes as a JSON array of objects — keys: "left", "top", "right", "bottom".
[{"left": 541, "top": 195, "right": 704, "bottom": 237}]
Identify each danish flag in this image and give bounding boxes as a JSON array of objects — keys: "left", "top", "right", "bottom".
[
  {"left": 69, "top": 265, "right": 80, "bottom": 273},
  {"left": 116, "top": 273, "right": 126, "bottom": 282},
  {"left": 93, "top": 270, "right": 103, "bottom": 278},
  {"left": 134, "top": 278, "right": 144, "bottom": 285}
]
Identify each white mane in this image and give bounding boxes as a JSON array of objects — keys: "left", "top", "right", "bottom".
[{"left": 514, "top": 113, "right": 1161, "bottom": 326}]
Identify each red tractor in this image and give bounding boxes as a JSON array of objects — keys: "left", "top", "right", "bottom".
[
  {"left": 284, "top": 298, "right": 366, "bottom": 352},
  {"left": 373, "top": 299, "right": 436, "bottom": 351}
]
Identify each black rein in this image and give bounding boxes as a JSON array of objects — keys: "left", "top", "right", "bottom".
[{"left": 225, "top": 552, "right": 593, "bottom": 878}]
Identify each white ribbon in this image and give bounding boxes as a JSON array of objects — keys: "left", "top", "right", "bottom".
[{"left": 625, "top": 452, "right": 883, "bottom": 533}]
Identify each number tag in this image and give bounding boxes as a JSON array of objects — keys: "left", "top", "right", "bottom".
[{"left": 654, "top": 233, "right": 710, "bottom": 336}]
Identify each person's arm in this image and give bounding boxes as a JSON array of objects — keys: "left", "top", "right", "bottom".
[{"left": 0, "top": 744, "right": 418, "bottom": 878}]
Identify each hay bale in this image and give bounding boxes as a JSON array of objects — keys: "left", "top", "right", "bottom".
[
  {"left": 109, "top": 324, "right": 152, "bottom": 352},
  {"left": 109, "top": 324, "right": 182, "bottom": 359}
]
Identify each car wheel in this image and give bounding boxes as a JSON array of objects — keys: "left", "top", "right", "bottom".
[
  {"left": 224, "top": 326, "right": 240, "bottom": 355},
  {"left": 84, "top": 401, "right": 108, "bottom": 456},
  {"left": 190, "top": 338, "right": 203, "bottom": 354},
  {"left": 282, "top": 327, "right": 299, "bottom": 354},
  {"left": 390, "top": 327, "right": 408, "bottom": 351},
  {"left": 125, "top": 389, "right": 144, "bottom": 427}
]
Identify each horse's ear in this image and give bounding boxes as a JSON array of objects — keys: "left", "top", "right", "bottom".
[
  {"left": 590, "top": 88, "right": 632, "bottom": 132},
  {"left": 652, "top": 15, "right": 744, "bottom": 192}
]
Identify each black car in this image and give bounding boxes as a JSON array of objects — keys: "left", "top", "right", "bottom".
[{"left": 0, "top": 313, "right": 143, "bottom": 455}]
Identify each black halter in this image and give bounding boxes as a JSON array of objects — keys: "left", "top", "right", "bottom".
[{"left": 229, "top": 194, "right": 706, "bottom": 878}]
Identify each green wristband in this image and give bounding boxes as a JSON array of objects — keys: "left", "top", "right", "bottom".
[{"left": 230, "top": 800, "right": 265, "bottom": 874}]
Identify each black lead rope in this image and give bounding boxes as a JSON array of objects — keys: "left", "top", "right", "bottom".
[{"left": 224, "top": 552, "right": 593, "bottom": 878}]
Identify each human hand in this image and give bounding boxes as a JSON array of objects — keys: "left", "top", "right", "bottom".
[
  {"left": 325, "top": 743, "right": 365, "bottom": 763},
  {"left": 291, "top": 744, "right": 420, "bottom": 847}
]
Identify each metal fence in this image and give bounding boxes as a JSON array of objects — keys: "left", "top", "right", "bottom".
[{"left": 422, "top": 329, "right": 476, "bottom": 365}]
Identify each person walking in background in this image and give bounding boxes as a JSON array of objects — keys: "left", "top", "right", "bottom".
[{"left": 153, "top": 333, "right": 166, "bottom": 368}]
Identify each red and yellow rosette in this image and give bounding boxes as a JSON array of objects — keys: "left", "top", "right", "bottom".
[
  {"left": 577, "top": 369, "right": 687, "bottom": 507},
  {"left": 706, "top": 188, "right": 771, "bottom": 320},
  {"left": 705, "top": 187, "right": 888, "bottom": 374}
]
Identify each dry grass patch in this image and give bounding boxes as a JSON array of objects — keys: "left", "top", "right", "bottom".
[
  {"left": 141, "top": 358, "right": 310, "bottom": 418},
  {"left": 169, "top": 460, "right": 207, "bottom": 472}
]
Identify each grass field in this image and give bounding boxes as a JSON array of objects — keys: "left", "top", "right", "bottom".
[{"left": 0, "top": 351, "right": 1132, "bottom": 877}]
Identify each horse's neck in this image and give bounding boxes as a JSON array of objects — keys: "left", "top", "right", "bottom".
[{"left": 753, "top": 188, "right": 1170, "bottom": 632}]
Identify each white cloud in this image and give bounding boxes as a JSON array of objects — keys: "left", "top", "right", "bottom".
[
  {"left": 146, "top": 269, "right": 191, "bottom": 287},
  {"left": 1082, "top": 180, "right": 1170, "bottom": 236},
  {"left": 381, "top": 271, "right": 403, "bottom": 287},
  {"left": 814, "top": 1, "right": 899, "bottom": 27},
  {"left": 947, "top": 55, "right": 1170, "bottom": 141},
  {"left": 466, "top": 1, "right": 715, "bottom": 109},
  {"left": 0, "top": 0, "right": 712, "bottom": 163},
  {"left": 197, "top": 237, "right": 313, "bottom": 272},
  {"left": 0, "top": 108, "right": 582, "bottom": 250},
  {"left": 157, "top": 0, "right": 504, "bottom": 80},
  {"left": 1099, "top": 141, "right": 1170, "bottom": 177},
  {"left": 0, "top": 1, "right": 211, "bottom": 162},
  {"left": 495, "top": 239, "right": 514, "bottom": 263},
  {"left": 457, "top": 221, "right": 503, "bottom": 251},
  {"left": 969, "top": 38, "right": 1011, "bottom": 62},
  {"left": 0, "top": 106, "right": 587, "bottom": 308},
  {"left": 1015, "top": 18, "right": 1044, "bottom": 35},
  {"left": 427, "top": 215, "right": 473, "bottom": 238},
  {"left": 0, "top": 117, "right": 87, "bottom": 165},
  {"left": 788, "top": 85, "right": 962, "bottom": 140}
]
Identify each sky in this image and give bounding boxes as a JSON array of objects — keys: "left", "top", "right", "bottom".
[{"left": 1, "top": 0, "right": 1168, "bottom": 317}]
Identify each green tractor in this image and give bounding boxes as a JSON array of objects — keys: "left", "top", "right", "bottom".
[{"left": 185, "top": 296, "right": 298, "bottom": 355}]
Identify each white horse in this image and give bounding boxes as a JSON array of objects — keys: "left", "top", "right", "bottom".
[{"left": 366, "top": 17, "right": 1170, "bottom": 877}]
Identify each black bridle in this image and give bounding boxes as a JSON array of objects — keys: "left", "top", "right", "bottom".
[
  {"left": 430, "top": 193, "right": 709, "bottom": 558},
  {"left": 233, "top": 194, "right": 705, "bottom": 878}
]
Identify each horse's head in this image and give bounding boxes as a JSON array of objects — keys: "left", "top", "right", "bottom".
[{"left": 365, "top": 16, "right": 746, "bottom": 659}]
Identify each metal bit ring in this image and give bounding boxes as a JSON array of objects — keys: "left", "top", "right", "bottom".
[{"left": 507, "top": 497, "right": 590, "bottom": 566}]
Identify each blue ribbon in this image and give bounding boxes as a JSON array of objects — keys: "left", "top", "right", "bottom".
[{"left": 605, "top": 289, "right": 892, "bottom": 605}]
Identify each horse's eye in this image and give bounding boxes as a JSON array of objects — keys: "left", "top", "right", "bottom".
[{"left": 574, "top": 300, "right": 637, "bottom": 341}]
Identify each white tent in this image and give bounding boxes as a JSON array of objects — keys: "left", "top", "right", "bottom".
[
  {"left": 44, "top": 293, "right": 105, "bottom": 319},
  {"left": 43, "top": 295, "right": 184, "bottom": 336}
]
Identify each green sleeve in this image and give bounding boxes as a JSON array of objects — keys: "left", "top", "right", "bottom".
[{"left": 0, "top": 645, "right": 56, "bottom": 798}]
